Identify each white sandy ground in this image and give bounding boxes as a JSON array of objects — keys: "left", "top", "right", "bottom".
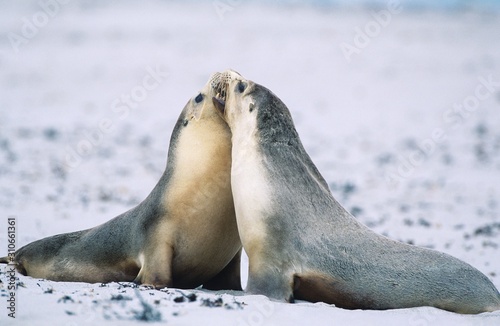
[{"left": 1, "top": 0, "right": 500, "bottom": 325}]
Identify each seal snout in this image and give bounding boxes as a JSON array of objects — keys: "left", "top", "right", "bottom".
[
  {"left": 212, "top": 82, "right": 226, "bottom": 114},
  {"left": 211, "top": 73, "right": 229, "bottom": 115},
  {"left": 210, "top": 69, "right": 243, "bottom": 115}
]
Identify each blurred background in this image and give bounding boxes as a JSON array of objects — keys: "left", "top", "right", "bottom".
[{"left": 0, "top": 0, "right": 499, "bottom": 287}]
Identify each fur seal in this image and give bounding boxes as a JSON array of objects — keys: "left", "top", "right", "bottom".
[
  {"left": 0, "top": 74, "right": 242, "bottom": 291},
  {"left": 211, "top": 70, "right": 500, "bottom": 314}
]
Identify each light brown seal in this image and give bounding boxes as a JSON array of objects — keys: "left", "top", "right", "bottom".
[{"left": 0, "top": 74, "right": 242, "bottom": 290}]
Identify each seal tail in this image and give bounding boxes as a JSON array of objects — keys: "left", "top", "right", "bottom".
[{"left": 0, "top": 256, "right": 9, "bottom": 264}]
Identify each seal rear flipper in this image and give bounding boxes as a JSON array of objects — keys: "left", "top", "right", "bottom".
[
  {"left": 134, "top": 244, "right": 174, "bottom": 289},
  {"left": 0, "top": 255, "right": 27, "bottom": 275},
  {"left": 134, "top": 265, "right": 173, "bottom": 289},
  {"left": 293, "top": 273, "right": 375, "bottom": 310},
  {"left": 203, "top": 249, "right": 242, "bottom": 291},
  {"left": 0, "top": 258, "right": 27, "bottom": 276}
]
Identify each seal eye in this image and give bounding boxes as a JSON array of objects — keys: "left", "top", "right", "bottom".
[
  {"left": 237, "top": 82, "right": 246, "bottom": 93},
  {"left": 183, "top": 119, "right": 188, "bottom": 127},
  {"left": 195, "top": 93, "right": 203, "bottom": 103}
]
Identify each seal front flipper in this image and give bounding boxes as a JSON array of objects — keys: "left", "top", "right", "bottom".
[
  {"left": 134, "top": 243, "right": 174, "bottom": 289},
  {"left": 246, "top": 263, "right": 295, "bottom": 302},
  {"left": 203, "top": 249, "right": 242, "bottom": 291}
]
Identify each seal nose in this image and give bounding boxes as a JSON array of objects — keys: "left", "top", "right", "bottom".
[
  {"left": 210, "top": 70, "right": 242, "bottom": 90},
  {"left": 210, "top": 69, "right": 244, "bottom": 115},
  {"left": 210, "top": 71, "right": 229, "bottom": 115},
  {"left": 209, "top": 72, "right": 222, "bottom": 89}
]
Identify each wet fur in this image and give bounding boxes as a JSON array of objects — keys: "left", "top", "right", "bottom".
[
  {"left": 220, "top": 72, "right": 500, "bottom": 314},
  {"left": 0, "top": 77, "right": 242, "bottom": 290}
]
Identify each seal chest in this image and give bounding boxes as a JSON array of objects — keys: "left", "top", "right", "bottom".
[{"left": 231, "top": 130, "right": 272, "bottom": 259}]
